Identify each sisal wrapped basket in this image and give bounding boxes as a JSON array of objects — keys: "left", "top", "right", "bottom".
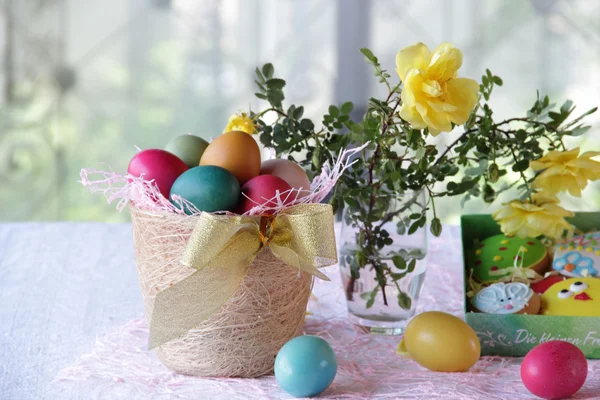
[{"left": 130, "top": 205, "right": 312, "bottom": 377}]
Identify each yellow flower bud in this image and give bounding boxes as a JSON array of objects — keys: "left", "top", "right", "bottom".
[{"left": 224, "top": 112, "right": 257, "bottom": 135}]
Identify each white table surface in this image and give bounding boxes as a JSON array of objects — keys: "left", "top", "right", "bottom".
[
  {"left": 3, "top": 223, "right": 599, "bottom": 400},
  {"left": 0, "top": 223, "right": 143, "bottom": 400}
]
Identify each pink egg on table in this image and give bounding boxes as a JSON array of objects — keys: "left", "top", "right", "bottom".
[
  {"left": 238, "top": 174, "right": 293, "bottom": 214},
  {"left": 260, "top": 159, "right": 311, "bottom": 196},
  {"left": 127, "top": 149, "right": 188, "bottom": 199},
  {"left": 521, "top": 340, "right": 587, "bottom": 400}
]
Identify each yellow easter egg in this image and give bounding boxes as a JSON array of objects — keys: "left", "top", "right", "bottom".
[{"left": 401, "top": 311, "right": 480, "bottom": 372}]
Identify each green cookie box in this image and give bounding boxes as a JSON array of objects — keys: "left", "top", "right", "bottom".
[{"left": 461, "top": 212, "right": 600, "bottom": 358}]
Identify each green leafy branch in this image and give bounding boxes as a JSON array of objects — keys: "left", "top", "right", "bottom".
[{"left": 250, "top": 50, "right": 597, "bottom": 311}]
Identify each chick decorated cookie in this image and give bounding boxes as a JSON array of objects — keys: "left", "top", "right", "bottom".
[
  {"left": 468, "top": 234, "right": 549, "bottom": 283},
  {"left": 471, "top": 282, "right": 541, "bottom": 314},
  {"left": 541, "top": 277, "right": 600, "bottom": 316}
]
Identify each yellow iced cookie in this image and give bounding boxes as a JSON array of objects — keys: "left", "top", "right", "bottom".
[{"left": 541, "top": 277, "right": 600, "bottom": 316}]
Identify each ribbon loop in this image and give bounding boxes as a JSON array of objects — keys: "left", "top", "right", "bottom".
[{"left": 148, "top": 204, "right": 337, "bottom": 349}]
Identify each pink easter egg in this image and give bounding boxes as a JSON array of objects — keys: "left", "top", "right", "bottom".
[
  {"left": 127, "top": 149, "right": 188, "bottom": 199},
  {"left": 521, "top": 340, "right": 587, "bottom": 400},
  {"left": 260, "top": 159, "right": 311, "bottom": 196},
  {"left": 238, "top": 174, "right": 292, "bottom": 214}
]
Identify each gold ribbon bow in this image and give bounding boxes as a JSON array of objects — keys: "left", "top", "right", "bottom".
[{"left": 148, "top": 203, "right": 337, "bottom": 349}]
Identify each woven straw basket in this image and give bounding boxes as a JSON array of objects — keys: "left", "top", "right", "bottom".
[{"left": 130, "top": 206, "right": 312, "bottom": 377}]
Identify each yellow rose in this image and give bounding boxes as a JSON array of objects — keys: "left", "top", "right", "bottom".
[
  {"left": 492, "top": 192, "right": 574, "bottom": 240},
  {"left": 224, "top": 112, "right": 257, "bottom": 135},
  {"left": 530, "top": 147, "right": 600, "bottom": 197},
  {"left": 396, "top": 42, "right": 479, "bottom": 136}
]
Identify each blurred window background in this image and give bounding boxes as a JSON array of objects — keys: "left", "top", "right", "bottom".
[{"left": 0, "top": 0, "right": 598, "bottom": 222}]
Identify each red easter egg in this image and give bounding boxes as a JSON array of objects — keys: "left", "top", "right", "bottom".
[
  {"left": 238, "top": 174, "right": 292, "bottom": 214},
  {"left": 521, "top": 341, "right": 587, "bottom": 400},
  {"left": 127, "top": 149, "right": 188, "bottom": 199}
]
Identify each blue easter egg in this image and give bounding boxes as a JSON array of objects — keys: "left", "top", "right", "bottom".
[
  {"left": 169, "top": 165, "right": 240, "bottom": 213},
  {"left": 274, "top": 335, "right": 337, "bottom": 397}
]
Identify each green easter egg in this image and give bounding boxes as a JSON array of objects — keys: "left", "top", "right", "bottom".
[
  {"left": 170, "top": 166, "right": 240, "bottom": 213},
  {"left": 165, "top": 134, "right": 209, "bottom": 168}
]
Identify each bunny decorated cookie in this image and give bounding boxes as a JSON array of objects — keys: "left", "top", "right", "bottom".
[{"left": 471, "top": 282, "right": 541, "bottom": 314}]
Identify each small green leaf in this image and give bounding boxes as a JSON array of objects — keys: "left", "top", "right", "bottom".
[
  {"left": 344, "top": 197, "right": 359, "bottom": 208},
  {"left": 430, "top": 218, "right": 442, "bottom": 237},
  {"left": 397, "top": 291, "right": 412, "bottom": 310},
  {"left": 512, "top": 159, "right": 530, "bottom": 172},
  {"left": 255, "top": 93, "right": 267, "bottom": 100},
  {"left": 360, "top": 48, "right": 378, "bottom": 64},
  {"left": 329, "top": 105, "right": 340, "bottom": 118},
  {"left": 460, "top": 194, "right": 471, "bottom": 208},
  {"left": 396, "top": 221, "right": 406, "bottom": 235},
  {"left": 565, "top": 107, "right": 597, "bottom": 129},
  {"left": 293, "top": 106, "right": 304, "bottom": 119},
  {"left": 267, "top": 90, "right": 284, "bottom": 106},
  {"left": 254, "top": 80, "right": 266, "bottom": 92},
  {"left": 392, "top": 256, "right": 407, "bottom": 270},
  {"left": 407, "top": 259, "right": 417, "bottom": 272},
  {"left": 483, "top": 184, "right": 496, "bottom": 203},
  {"left": 408, "top": 220, "right": 420, "bottom": 235},
  {"left": 266, "top": 78, "right": 286, "bottom": 90},
  {"left": 390, "top": 272, "right": 408, "bottom": 280},
  {"left": 492, "top": 76, "right": 503, "bottom": 86},
  {"left": 488, "top": 163, "right": 500, "bottom": 183},
  {"left": 364, "top": 287, "right": 379, "bottom": 309},
  {"left": 561, "top": 99, "right": 574, "bottom": 114},
  {"left": 262, "top": 63, "right": 274, "bottom": 79},
  {"left": 300, "top": 118, "right": 314, "bottom": 131},
  {"left": 357, "top": 252, "right": 367, "bottom": 267},
  {"left": 341, "top": 101, "right": 354, "bottom": 114},
  {"left": 569, "top": 125, "right": 591, "bottom": 137},
  {"left": 255, "top": 67, "right": 264, "bottom": 82}
]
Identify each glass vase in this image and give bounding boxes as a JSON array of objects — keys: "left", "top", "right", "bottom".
[{"left": 339, "top": 191, "right": 428, "bottom": 335}]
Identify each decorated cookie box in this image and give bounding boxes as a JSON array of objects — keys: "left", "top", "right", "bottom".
[{"left": 461, "top": 212, "right": 600, "bottom": 358}]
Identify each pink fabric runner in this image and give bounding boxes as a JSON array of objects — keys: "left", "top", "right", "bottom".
[{"left": 54, "top": 227, "right": 600, "bottom": 399}]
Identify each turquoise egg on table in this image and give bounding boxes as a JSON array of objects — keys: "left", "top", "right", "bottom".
[
  {"left": 169, "top": 165, "right": 240, "bottom": 214},
  {"left": 164, "top": 134, "right": 209, "bottom": 168},
  {"left": 274, "top": 335, "right": 337, "bottom": 398}
]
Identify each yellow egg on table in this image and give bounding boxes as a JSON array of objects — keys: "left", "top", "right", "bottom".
[
  {"left": 199, "top": 130, "right": 261, "bottom": 184},
  {"left": 398, "top": 311, "right": 480, "bottom": 372}
]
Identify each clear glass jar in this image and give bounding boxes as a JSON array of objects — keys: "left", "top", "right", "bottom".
[{"left": 338, "top": 191, "right": 428, "bottom": 334}]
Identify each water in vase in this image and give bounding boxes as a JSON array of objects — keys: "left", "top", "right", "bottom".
[{"left": 339, "top": 244, "right": 427, "bottom": 334}]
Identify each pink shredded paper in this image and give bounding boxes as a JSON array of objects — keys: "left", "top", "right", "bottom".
[
  {"left": 54, "top": 231, "right": 600, "bottom": 399},
  {"left": 79, "top": 146, "right": 367, "bottom": 217}
]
